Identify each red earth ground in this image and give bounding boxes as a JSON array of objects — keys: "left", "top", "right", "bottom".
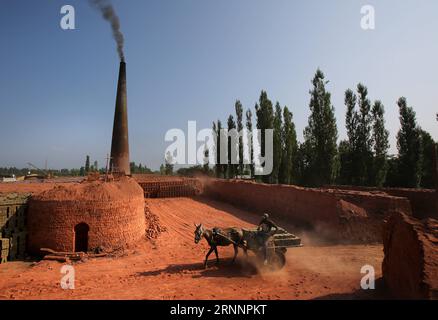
[
  {"left": 0, "top": 197, "right": 387, "bottom": 300},
  {"left": 0, "top": 178, "right": 82, "bottom": 194}
]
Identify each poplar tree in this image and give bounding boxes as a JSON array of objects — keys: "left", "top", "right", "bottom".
[
  {"left": 339, "top": 88, "right": 358, "bottom": 185},
  {"left": 419, "top": 129, "right": 435, "bottom": 188},
  {"left": 371, "top": 100, "right": 389, "bottom": 187},
  {"left": 279, "top": 106, "right": 297, "bottom": 184},
  {"left": 246, "top": 109, "right": 254, "bottom": 178},
  {"left": 85, "top": 155, "right": 90, "bottom": 173},
  {"left": 341, "top": 84, "right": 373, "bottom": 186},
  {"left": 164, "top": 151, "right": 174, "bottom": 175},
  {"left": 272, "top": 102, "right": 283, "bottom": 183},
  {"left": 255, "top": 91, "right": 274, "bottom": 183},
  {"left": 302, "top": 69, "right": 338, "bottom": 186},
  {"left": 396, "top": 97, "right": 423, "bottom": 188},
  {"left": 337, "top": 140, "right": 351, "bottom": 185},
  {"left": 227, "top": 115, "right": 237, "bottom": 179},
  {"left": 203, "top": 146, "right": 210, "bottom": 174},
  {"left": 213, "top": 120, "right": 224, "bottom": 178},
  {"left": 356, "top": 84, "right": 373, "bottom": 185},
  {"left": 235, "top": 100, "right": 244, "bottom": 176}
]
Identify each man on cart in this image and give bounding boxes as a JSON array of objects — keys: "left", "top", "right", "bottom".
[{"left": 257, "top": 213, "right": 279, "bottom": 265}]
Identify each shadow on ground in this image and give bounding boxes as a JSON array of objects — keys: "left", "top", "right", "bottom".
[{"left": 136, "top": 257, "right": 259, "bottom": 279}]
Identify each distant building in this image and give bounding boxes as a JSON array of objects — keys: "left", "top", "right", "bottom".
[{"left": 1, "top": 175, "right": 17, "bottom": 183}]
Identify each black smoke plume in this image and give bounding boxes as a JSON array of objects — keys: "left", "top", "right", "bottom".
[{"left": 90, "top": 0, "right": 125, "bottom": 61}]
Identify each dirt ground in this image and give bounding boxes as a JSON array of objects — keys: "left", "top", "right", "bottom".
[
  {"left": 0, "top": 197, "right": 386, "bottom": 300},
  {"left": 0, "top": 178, "right": 82, "bottom": 194}
]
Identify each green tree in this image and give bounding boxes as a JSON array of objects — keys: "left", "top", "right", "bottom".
[
  {"left": 356, "top": 84, "right": 373, "bottom": 185},
  {"left": 339, "top": 88, "right": 358, "bottom": 185},
  {"left": 272, "top": 102, "right": 283, "bottom": 184},
  {"left": 337, "top": 140, "right": 351, "bottom": 185},
  {"left": 255, "top": 91, "right": 274, "bottom": 183},
  {"left": 419, "top": 129, "right": 436, "bottom": 188},
  {"left": 130, "top": 162, "right": 136, "bottom": 174},
  {"left": 177, "top": 165, "right": 205, "bottom": 177},
  {"left": 385, "top": 155, "right": 400, "bottom": 187},
  {"left": 341, "top": 84, "right": 373, "bottom": 185},
  {"left": 371, "top": 100, "right": 390, "bottom": 187},
  {"left": 164, "top": 151, "right": 174, "bottom": 175},
  {"left": 396, "top": 97, "right": 423, "bottom": 188},
  {"left": 85, "top": 155, "right": 90, "bottom": 173},
  {"left": 203, "top": 145, "right": 210, "bottom": 174},
  {"left": 212, "top": 121, "right": 221, "bottom": 178},
  {"left": 302, "top": 69, "right": 338, "bottom": 186},
  {"left": 246, "top": 109, "right": 254, "bottom": 178},
  {"left": 235, "top": 100, "right": 244, "bottom": 176},
  {"left": 227, "top": 114, "right": 237, "bottom": 179},
  {"left": 279, "top": 106, "right": 297, "bottom": 184}
]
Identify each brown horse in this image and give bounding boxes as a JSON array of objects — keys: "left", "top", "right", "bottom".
[{"left": 194, "top": 224, "right": 247, "bottom": 268}]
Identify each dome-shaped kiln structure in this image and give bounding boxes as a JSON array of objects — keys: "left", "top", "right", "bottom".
[{"left": 27, "top": 177, "right": 145, "bottom": 255}]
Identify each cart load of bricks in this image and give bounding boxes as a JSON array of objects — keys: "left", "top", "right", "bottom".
[
  {"left": 134, "top": 175, "right": 201, "bottom": 198},
  {"left": 0, "top": 192, "right": 30, "bottom": 263}
]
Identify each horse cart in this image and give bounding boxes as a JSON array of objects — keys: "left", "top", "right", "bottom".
[
  {"left": 241, "top": 227, "right": 302, "bottom": 270},
  {"left": 194, "top": 223, "right": 302, "bottom": 270}
]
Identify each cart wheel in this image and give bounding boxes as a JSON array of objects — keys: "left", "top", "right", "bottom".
[{"left": 268, "top": 251, "right": 286, "bottom": 271}]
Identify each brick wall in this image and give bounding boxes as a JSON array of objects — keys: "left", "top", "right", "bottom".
[
  {"left": 325, "top": 185, "right": 437, "bottom": 220},
  {"left": 202, "top": 179, "right": 412, "bottom": 243},
  {"left": 0, "top": 193, "right": 30, "bottom": 263},
  {"left": 134, "top": 175, "right": 200, "bottom": 198}
]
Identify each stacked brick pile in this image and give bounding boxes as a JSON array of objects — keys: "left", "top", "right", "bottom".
[
  {"left": 0, "top": 193, "right": 30, "bottom": 263},
  {"left": 138, "top": 178, "right": 200, "bottom": 198},
  {"left": 1, "top": 238, "right": 9, "bottom": 263},
  {"left": 144, "top": 204, "right": 167, "bottom": 240}
]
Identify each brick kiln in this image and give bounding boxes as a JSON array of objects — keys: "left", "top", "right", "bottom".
[{"left": 27, "top": 177, "right": 145, "bottom": 255}]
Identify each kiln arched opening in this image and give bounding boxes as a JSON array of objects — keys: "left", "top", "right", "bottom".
[{"left": 74, "top": 223, "right": 89, "bottom": 253}]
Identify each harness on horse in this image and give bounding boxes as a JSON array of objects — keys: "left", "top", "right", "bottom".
[{"left": 212, "top": 227, "right": 240, "bottom": 246}]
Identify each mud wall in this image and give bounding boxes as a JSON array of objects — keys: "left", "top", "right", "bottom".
[
  {"left": 326, "top": 185, "right": 437, "bottom": 220},
  {"left": 383, "top": 211, "right": 438, "bottom": 299},
  {"left": 382, "top": 189, "right": 437, "bottom": 220},
  {"left": 203, "top": 179, "right": 412, "bottom": 243},
  {"left": 27, "top": 178, "right": 145, "bottom": 255}
]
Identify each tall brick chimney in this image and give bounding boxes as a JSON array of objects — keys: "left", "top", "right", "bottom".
[{"left": 110, "top": 61, "right": 130, "bottom": 175}]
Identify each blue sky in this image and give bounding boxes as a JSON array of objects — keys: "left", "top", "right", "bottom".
[{"left": 1, "top": 0, "right": 437, "bottom": 170}]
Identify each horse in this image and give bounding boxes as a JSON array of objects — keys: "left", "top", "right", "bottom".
[{"left": 194, "top": 223, "right": 247, "bottom": 268}]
